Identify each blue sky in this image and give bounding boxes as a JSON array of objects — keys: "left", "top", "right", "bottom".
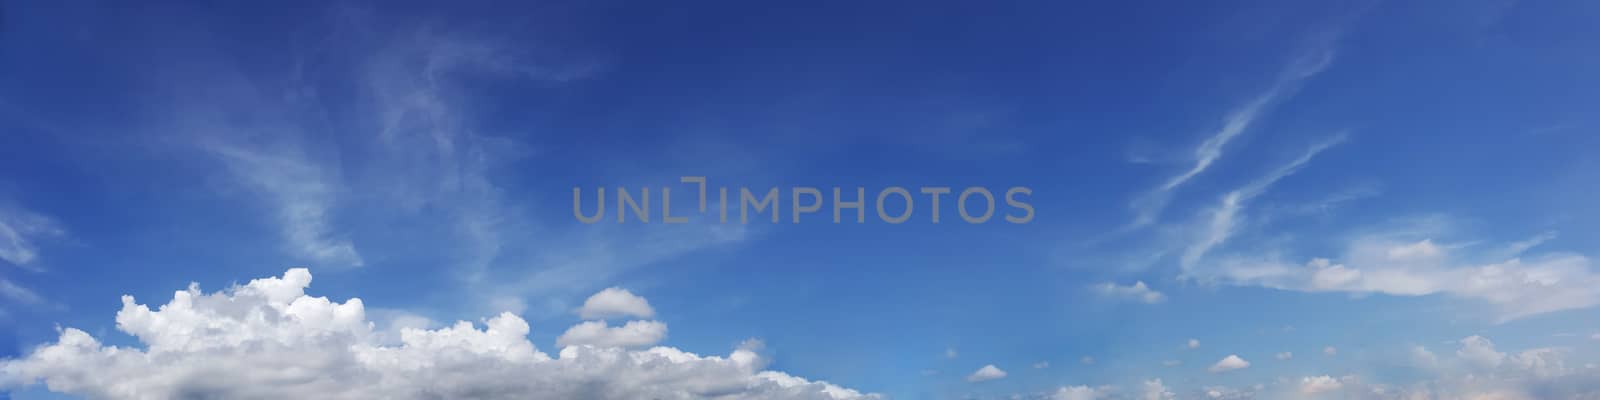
[{"left": 2, "top": 0, "right": 1599, "bottom": 399}]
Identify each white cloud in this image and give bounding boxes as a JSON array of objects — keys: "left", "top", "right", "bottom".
[
  {"left": 1187, "top": 339, "right": 1201, "bottom": 349},
  {"left": 1208, "top": 355, "right": 1250, "bottom": 373},
  {"left": 1094, "top": 281, "right": 1166, "bottom": 304},
  {"left": 1203, "top": 233, "right": 1600, "bottom": 321},
  {"left": 1052, "top": 385, "right": 1109, "bottom": 400},
  {"left": 1181, "top": 134, "right": 1346, "bottom": 268},
  {"left": 1458, "top": 335, "right": 1506, "bottom": 369},
  {"left": 1411, "top": 345, "right": 1439, "bottom": 367},
  {"left": 0, "top": 268, "right": 873, "bottom": 399},
  {"left": 1081, "top": 356, "right": 1096, "bottom": 365},
  {"left": 0, "top": 206, "right": 64, "bottom": 268},
  {"left": 1127, "top": 47, "right": 1336, "bottom": 227},
  {"left": 946, "top": 348, "right": 959, "bottom": 359},
  {"left": 576, "top": 287, "right": 656, "bottom": 319},
  {"left": 967, "top": 364, "right": 1007, "bottom": 382},
  {"left": 1324, "top": 346, "right": 1338, "bottom": 356},
  {"left": 1033, "top": 361, "right": 1050, "bottom": 369},
  {"left": 1142, "top": 379, "right": 1174, "bottom": 400},
  {"left": 1276, "top": 352, "right": 1293, "bottom": 360},
  {"left": 207, "top": 144, "right": 364, "bottom": 268},
  {"left": 1299, "top": 375, "right": 1344, "bottom": 394},
  {"left": 1007, "top": 335, "right": 1600, "bottom": 399},
  {"left": 555, "top": 320, "right": 667, "bottom": 348}
]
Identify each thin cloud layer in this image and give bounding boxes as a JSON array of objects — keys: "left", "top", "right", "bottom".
[
  {"left": 1128, "top": 47, "right": 1336, "bottom": 228},
  {"left": 0, "top": 269, "right": 874, "bottom": 400},
  {"left": 1094, "top": 281, "right": 1166, "bottom": 304}
]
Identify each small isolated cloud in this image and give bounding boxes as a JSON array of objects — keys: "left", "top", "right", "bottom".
[
  {"left": 0, "top": 268, "right": 874, "bottom": 399},
  {"left": 1033, "top": 361, "right": 1050, "bottom": 369},
  {"left": 1187, "top": 339, "right": 1201, "bottom": 349},
  {"left": 555, "top": 320, "right": 667, "bottom": 348},
  {"left": 1080, "top": 356, "right": 1096, "bottom": 365},
  {"left": 1208, "top": 355, "right": 1250, "bottom": 373},
  {"left": 1094, "top": 281, "right": 1166, "bottom": 304},
  {"left": 1324, "top": 346, "right": 1338, "bottom": 356},
  {"left": 946, "top": 348, "right": 959, "bottom": 359},
  {"left": 1276, "top": 352, "right": 1293, "bottom": 360},
  {"left": 1299, "top": 375, "right": 1344, "bottom": 394},
  {"left": 967, "top": 364, "right": 1007, "bottom": 382},
  {"left": 577, "top": 287, "right": 656, "bottom": 319}
]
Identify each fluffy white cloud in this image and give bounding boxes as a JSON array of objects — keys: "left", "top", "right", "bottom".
[
  {"left": 967, "top": 364, "right": 1007, "bottom": 382},
  {"left": 0, "top": 269, "right": 873, "bottom": 400},
  {"left": 577, "top": 287, "right": 657, "bottom": 319},
  {"left": 1052, "top": 385, "right": 1110, "bottom": 400},
  {"left": 1208, "top": 355, "right": 1250, "bottom": 373},
  {"left": 1094, "top": 281, "right": 1166, "bottom": 304},
  {"left": 556, "top": 320, "right": 667, "bottom": 348},
  {"left": 1187, "top": 339, "right": 1200, "bottom": 349},
  {"left": 1142, "top": 379, "right": 1175, "bottom": 400},
  {"left": 1275, "top": 352, "right": 1293, "bottom": 360},
  {"left": 1299, "top": 375, "right": 1344, "bottom": 394},
  {"left": 1458, "top": 335, "right": 1507, "bottom": 369}
]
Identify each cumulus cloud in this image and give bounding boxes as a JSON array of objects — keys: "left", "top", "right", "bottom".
[
  {"left": 555, "top": 320, "right": 667, "bottom": 348},
  {"left": 1187, "top": 339, "right": 1200, "bottom": 349},
  {"left": 967, "top": 364, "right": 1007, "bottom": 382},
  {"left": 576, "top": 287, "right": 656, "bottom": 319},
  {"left": 1299, "top": 375, "right": 1345, "bottom": 394},
  {"left": 1142, "top": 379, "right": 1175, "bottom": 400},
  {"left": 1052, "top": 385, "right": 1110, "bottom": 400},
  {"left": 0, "top": 268, "right": 873, "bottom": 399},
  {"left": 1458, "top": 335, "right": 1507, "bottom": 369},
  {"left": 1208, "top": 355, "right": 1250, "bottom": 373},
  {"left": 1094, "top": 281, "right": 1166, "bottom": 304}
]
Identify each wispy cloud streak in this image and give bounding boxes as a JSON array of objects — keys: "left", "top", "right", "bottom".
[{"left": 1128, "top": 48, "right": 1336, "bottom": 228}]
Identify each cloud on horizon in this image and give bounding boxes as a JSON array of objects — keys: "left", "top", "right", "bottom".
[{"left": 0, "top": 268, "right": 874, "bottom": 400}]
